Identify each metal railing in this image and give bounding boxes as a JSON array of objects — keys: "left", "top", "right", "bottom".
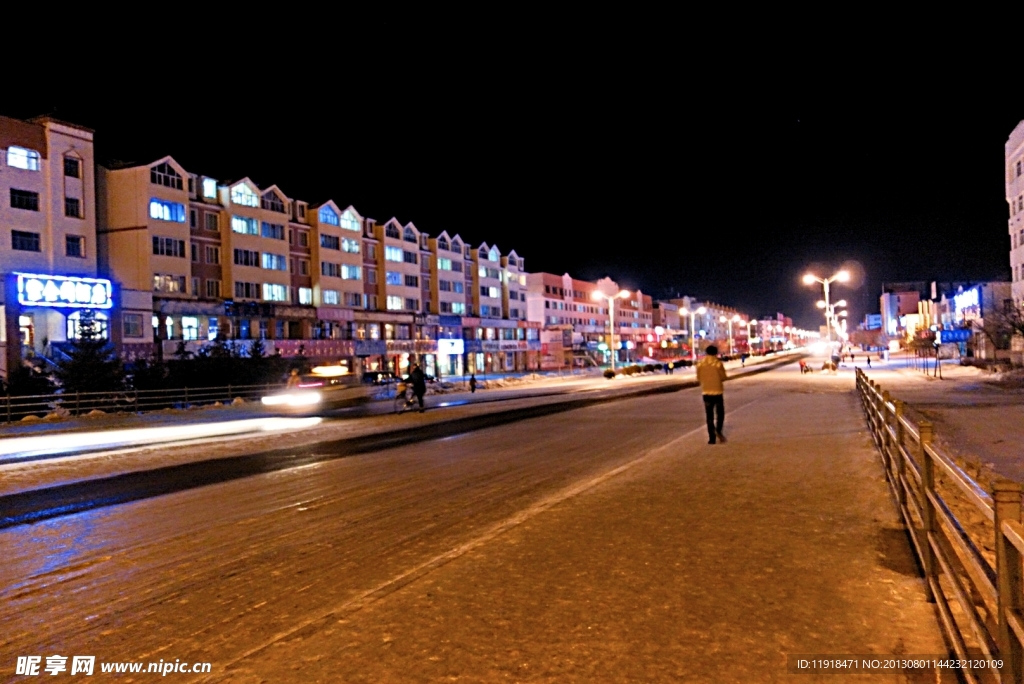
[
  {"left": 857, "top": 368, "right": 1023, "bottom": 683},
  {"left": 0, "top": 384, "right": 281, "bottom": 424}
]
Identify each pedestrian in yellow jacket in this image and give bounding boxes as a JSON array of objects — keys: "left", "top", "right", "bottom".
[{"left": 696, "top": 346, "right": 727, "bottom": 444}]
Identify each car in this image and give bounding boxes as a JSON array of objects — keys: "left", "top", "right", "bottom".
[
  {"left": 361, "top": 371, "right": 398, "bottom": 385},
  {"left": 262, "top": 366, "right": 372, "bottom": 414}
]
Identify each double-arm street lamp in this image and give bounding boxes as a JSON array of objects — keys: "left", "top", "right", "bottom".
[
  {"left": 680, "top": 305, "right": 707, "bottom": 363},
  {"left": 803, "top": 270, "right": 849, "bottom": 346},
  {"left": 719, "top": 314, "right": 741, "bottom": 356},
  {"left": 593, "top": 278, "right": 630, "bottom": 371}
]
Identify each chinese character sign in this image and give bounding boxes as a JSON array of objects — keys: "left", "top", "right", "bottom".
[{"left": 16, "top": 273, "right": 113, "bottom": 309}]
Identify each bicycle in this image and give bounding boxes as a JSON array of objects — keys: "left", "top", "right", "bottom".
[{"left": 393, "top": 382, "right": 418, "bottom": 414}]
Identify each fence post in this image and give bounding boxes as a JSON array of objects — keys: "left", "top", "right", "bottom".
[
  {"left": 5, "top": 394, "right": 9, "bottom": 424},
  {"left": 893, "top": 400, "right": 906, "bottom": 511},
  {"left": 919, "top": 421, "right": 937, "bottom": 601},
  {"left": 994, "top": 479, "right": 1023, "bottom": 683},
  {"left": 184, "top": 386, "right": 189, "bottom": 406},
  {"left": 75, "top": 391, "right": 80, "bottom": 416},
  {"left": 881, "top": 390, "right": 892, "bottom": 470}
]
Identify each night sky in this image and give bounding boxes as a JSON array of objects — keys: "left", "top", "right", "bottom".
[{"left": 7, "top": 39, "right": 1023, "bottom": 329}]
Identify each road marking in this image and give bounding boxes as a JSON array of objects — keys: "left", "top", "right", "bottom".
[{"left": 206, "top": 395, "right": 760, "bottom": 679}]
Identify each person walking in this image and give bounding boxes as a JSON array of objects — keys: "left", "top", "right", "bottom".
[
  {"left": 409, "top": 364, "right": 427, "bottom": 413},
  {"left": 696, "top": 345, "right": 728, "bottom": 444},
  {"left": 469, "top": 373, "right": 477, "bottom": 393}
]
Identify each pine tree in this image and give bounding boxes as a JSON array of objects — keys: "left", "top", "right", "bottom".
[{"left": 55, "top": 310, "right": 125, "bottom": 394}]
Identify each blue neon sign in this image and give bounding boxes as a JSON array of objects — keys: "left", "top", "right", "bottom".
[{"left": 16, "top": 273, "right": 113, "bottom": 309}]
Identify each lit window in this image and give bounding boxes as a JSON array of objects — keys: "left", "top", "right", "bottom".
[
  {"left": 153, "top": 274, "right": 187, "bottom": 293},
  {"left": 385, "top": 246, "right": 403, "bottom": 262},
  {"left": 299, "top": 287, "right": 313, "bottom": 305},
  {"left": 323, "top": 289, "right": 340, "bottom": 305},
  {"left": 386, "top": 295, "right": 403, "bottom": 310},
  {"left": 261, "top": 253, "right": 287, "bottom": 271},
  {"left": 202, "top": 178, "right": 218, "bottom": 198},
  {"left": 182, "top": 316, "right": 199, "bottom": 340},
  {"left": 231, "top": 184, "right": 259, "bottom": 207},
  {"left": 151, "top": 162, "right": 183, "bottom": 189},
  {"left": 342, "top": 237, "right": 360, "bottom": 253},
  {"left": 489, "top": 247, "right": 499, "bottom": 261},
  {"left": 438, "top": 258, "right": 452, "bottom": 270},
  {"left": 261, "top": 222, "right": 285, "bottom": 240},
  {"left": 451, "top": 302, "right": 465, "bottom": 314},
  {"left": 340, "top": 210, "right": 360, "bottom": 232},
  {"left": 7, "top": 146, "right": 40, "bottom": 171},
  {"left": 150, "top": 198, "right": 186, "bottom": 222},
  {"left": 319, "top": 206, "right": 339, "bottom": 225},
  {"left": 262, "top": 283, "right": 288, "bottom": 301},
  {"left": 342, "top": 265, "right": 361, "bottom": 280},
  {"left": 231, "top": 216, "right": 259, "bottom": 235},
  {"left": 386, "top": 271, "right": 402, "bottom": 285}
]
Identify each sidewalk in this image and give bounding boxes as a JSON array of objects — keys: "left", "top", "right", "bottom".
[{"left": 214, "top": 364, "right": 951, "bottom": 682}]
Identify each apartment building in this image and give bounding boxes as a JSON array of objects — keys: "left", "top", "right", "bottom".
[
  {"left": 0, "top": 116, "right": 128, "bottom": 378},
  {"left": 1007, "top": 119, "right": 1024, "bottom": 303}
]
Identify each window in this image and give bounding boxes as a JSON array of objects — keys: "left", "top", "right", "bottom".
[
  {"left": 453, "top": 282, "right": 465, "bottom": 294},
  {"left": 451, "top": 302, "right": 465, "bottom": 314},
  {"left": 256, "top": 222, "right": 283, "bottom": 240},
  {"left": 206, "top": 279, "right": 221, "bottom": 298},
  {"left": 323, "top": 289, "right": 340, "bottom": 305},
  {"left": 231, "top": 184, "right": 258, "bottom": 207},
  {"left": 405, "top": 275, "right": 419, "bottom": 287},
  {"left": 261, "top": 192, "right": 286, "bottom": 213},
  {"left": 234, "top": 281, "right": 259, "bottom": 299},
  {"left": 438, "top": 258, "right": 452, "bottom": 270},
  {"left": 438, "top": 236, "right": 449, "bottom": 251},
  {"left": 365, "top": 295, "right": 378, "bottom": 310},
  {"left": 322, "top": 262, "right": 342, "bottom": 277},
  {"left": 205, "top": 245, "right": 220, "bottom": 264},
  {"left": 202, "top": 178, "right": 218, "bottom": 199},
  {"left": 385, "top": 223, "right": 401, "bottom": 239},
  {"left": 204, "top": 213, "right": 219, "bottom": 231},
  {"left": 298, "top": 205, "right": 306, "bottom": 218},
  {"left": 153, "top": 236, "right": 186, "bottom": 257},
  {"left": 296, "top": 258, "right": 309, "bottom": 276},
  {"left": 340, "top": 210, "right": 360, "bottom": 232},
  {"left": 1017, "top": 160, "right": 1022, "bottom": 177},
  {"left": 342, "top": 237, "right": 360, "bottom": 253},
  {"left": 367, "top": 244, "right": 376, "bottom": 259},
  {"left": 262, "top": 253, "right": 287, "bottom": 271},
  {"left": 64, "top": 157, "right": 81, "bottom": 178},
  {"left": 233, "top": 248, "right": 259, "bottom": 266},
  {"left": 65, "top": 235, "right": 85, "bottom": 257},
  {"left": 385, "top": 246, "right": 403, "bottom": 262},
  {"left": 405, "top": 298, "right": 419, "bottom": 311},
  {"left": 321, "top": 234, "right": 340, "bottom": 250},
  {"left": 191, "top": 277, "right": 200, "bottom": 295},
  {"left": 231, "top": 216, "right": 259, "bottom": 235},
  {"left": 191, "top": 243, "right": 198, "bottom": 262},
  {"left": 342, "top": 265, "right": 361, "bottom": 280},
  {"left": 452, "top": 240, "right": 462, "bottom": 253},
  {"left": 189, "top": 208, "right": 197, "bottom": 227},
  {"left": 263, "top": 283, "right": 288, "bottom": 301},
  {"left": 298, "top": 231, "right": 309, "bottom": 247},
  {"left": 154, "top": 274, "right": 186, "bottom": 293},
  {"left": 65, "top": 197, "right": 82, "bottom": 218},
  {"left": 123, "top": 313, "right": 143, "bottom": 338},
  {"left": 403, "top": 226, "right": 417, "bottom": 242},
  {"left": 151, "top": 162, "right": 183, "bottom": 189},
  {"left": 386, "top": 271, "right": 404, "bottom": 285},
  {"left": 11, "top": 189, "right": 39, "bottom": 211},
  {"left": 150, "top": 198, "right": 186, "bottom": 222},
  {"left": 489, "top": 247, "right": 499, "bottom": 261},
  {"left": 344, "top": 292, "right": 362, "bottom": 307},
  {"left": 386, "top": 295, "right": 403, "bottom": 310},
  {"left": 319, "top": 206, "right": 339, "bottom": 225},
  {"left": 298, "top": 287, "right": 313, "bottom": 304},
  {"left": 12, "top": 230, "right": 40, "bottom": 251},
  {"left": 439, "top": 280, "right": 451, "bottom": 292},
  {"left": 7, "top": 146, "right": 40, "bottom": 171}
]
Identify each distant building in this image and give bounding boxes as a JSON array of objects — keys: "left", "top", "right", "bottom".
[{"left": 1006, "top": 119, "right": 1024, "bottom": 303}]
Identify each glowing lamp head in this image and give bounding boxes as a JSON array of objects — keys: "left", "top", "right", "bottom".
[
  {"left": 732, "top": 314, "right": 741, "bottom": 322},
  {"left": 591, "top": 291, "right": 603, "bottom": 302},
  {"left": 696, "top": 306, "right": 706, "bottom": 315},
  {"left": 816, "top": 301, "right": 826, "bottom": 309},
  {"left": 834, "top": 299, "right": 847, "bottom": 307},
  {"left": 617, "top": 290, "right": 629, "bottom": 299},
  {"left": 803, "top": 273, "right": 818, "bottom": 285},
  {"left": 835, "top": 270, "right": 850, "bottom": 282}
]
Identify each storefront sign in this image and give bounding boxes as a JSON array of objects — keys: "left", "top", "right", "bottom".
[
  {"left": 937, "top": 329, "right": 971, "bottom": 343},
  {"left": 16, "top": 273, "right": 113, "bottom": 309},
  {"left": 438, "top": 339, "right": 465, "bottom": 355},
  {"left": 354, "top": 340, "right": 388, "bottom": 356}
]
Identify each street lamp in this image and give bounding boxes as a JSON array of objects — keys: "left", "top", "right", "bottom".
[
  {"left": 680, "top": 306, "right": 707, "bottom": 362},
  {"left": 803, "top": 270, "right": 849, "bottom": 348},
  {"left": 592, "top": 282, "right": 630, "bottom": 371},
  {"left": 719, "top": 314, "right": 741, "bottom": 356}
]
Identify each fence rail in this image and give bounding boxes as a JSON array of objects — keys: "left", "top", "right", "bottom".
[
  {"left": 857, "top": 368, "right": 1023, "bottom": 683},
  {"left": 0, "top": 383, "right": 283, "bottom": 424}
]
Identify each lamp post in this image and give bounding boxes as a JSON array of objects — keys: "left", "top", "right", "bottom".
[
  {"left": 592, "top": 279, "right": 630, "bottom": 371},
  {"left": 680, "top": 306, "right": 707, "bottom": 363},
  {"left": 719, "top": 314, "right": 741, "bottom": 356},
  {"left": 803, "top": 270, "right": 850, "bottom": 348}
]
